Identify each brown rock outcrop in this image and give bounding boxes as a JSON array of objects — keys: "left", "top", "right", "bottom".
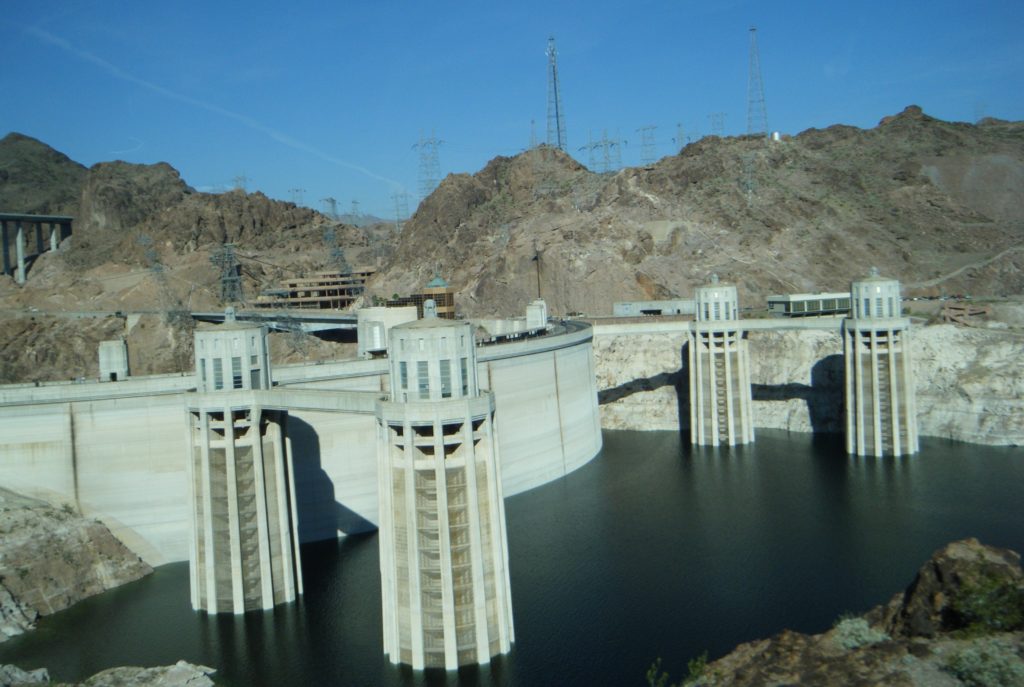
[
  {"left": 0, "top": 488, "right": 152, "bottom": 643},
  {"left": 675, "top": 539, "right": 1024, "bottom": 686}
]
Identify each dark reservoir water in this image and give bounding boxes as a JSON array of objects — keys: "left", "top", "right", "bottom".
[{"left": 2, "top": 430, "right": 1022, "bottom": 686}]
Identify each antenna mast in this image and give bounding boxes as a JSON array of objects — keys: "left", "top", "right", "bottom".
[
  {"left": 546, "top": 36, "right": 567, "bottom": 150},
  {"left": 747, "top": 27, "right": 769, "bottom": 137}
]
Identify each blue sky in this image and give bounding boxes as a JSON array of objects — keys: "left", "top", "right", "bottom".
[{"left": 2, "top": 1, "right": 1022, "bottom": 219}]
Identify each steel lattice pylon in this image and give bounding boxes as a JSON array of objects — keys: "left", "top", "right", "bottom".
[
  {"left": 546, "top": 36, "right": 567, "bottom": 151},
  {"left": 747, "top": 27, "right": 769, "bottom": 137}
]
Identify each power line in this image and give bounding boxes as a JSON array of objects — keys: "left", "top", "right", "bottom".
[
  {"left": 636, "top": 125, "right": 657, "bottom": 165},
  {"left": 413, "top": 132, "right": 443, "bottom": 201},
  {"left": 392, "top": 191, "right": 410, "bottom": 232},
  {"left": 210, "top": 243, "right": 244, "bottom": 304},
  {"left": 320, "top": 197, "right": 338, "bottom": 219},
  {"left": 546, "top": 36, "right": 567, "bottom": 150},
  {"left": 708, "top": 112, "right": 727, "bottom": 137},
  {"left": 747, "top": 27, "right": 769, "bottom": 137},
  {"left": 578, "top": 129, "right": 622, "bottom": 174}
]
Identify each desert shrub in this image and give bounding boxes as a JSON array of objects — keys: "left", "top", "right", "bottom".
[
  {"left": 952, "top": 569, "right": 1024, "bottom": 634},
  {"left": 943, "top": 639, "right": 1024, "bottom": 687},
  {"left": 833, "top": 616, "right": 890, "bottom": 650}
]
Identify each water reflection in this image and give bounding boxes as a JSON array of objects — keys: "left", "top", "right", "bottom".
[{"left": 0, "top": 430, "right": 1021, "bottom": 687}]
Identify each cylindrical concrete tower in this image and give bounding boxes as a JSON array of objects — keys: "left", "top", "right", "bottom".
[
  {"left": 843, "top": 268, "right": 918, "bottom": 456},
  {"left": 186, "top": 317, "right": 303, "bottom": 614},
  {"left": 687, "top": 274, "right": 755, "bottom": 446},
  {"left": 376, "top": 319, "right": 514, "bottom": 669}
]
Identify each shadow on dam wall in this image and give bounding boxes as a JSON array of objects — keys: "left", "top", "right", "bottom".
[
  {"left": 751, "top": 354, "right": 845, "bottom": 434},
  {"left": 287, "top": 416, "right": 376, "bottom": 543},
  {"left": 597, "top": 348, "right": 845, "bottom": 437},
  {"left": 597, "top": 345, "right": 693, "bottom": 440}
]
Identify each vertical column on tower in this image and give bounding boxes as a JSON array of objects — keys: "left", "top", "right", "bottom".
[
  {"left": 376, "top": 317, "right": 514, "bottom": 669},
  {"left": 687, "top": 274, "right": 754, "bottom": 446},
  {"left": 186, "top": 312, "right": 302, "bottom": 614},
  {"left": 843, "top": 268, "right": 918, "bottom": 457}
]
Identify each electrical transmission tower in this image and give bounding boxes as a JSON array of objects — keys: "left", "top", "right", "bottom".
[
  {"left": 289, "top": 188, "right": 306, "bottom": 206},
  {"left": 350, "top": 199, "right": 361, "bottom": 220},
  {"left": 392, "top": 191, "right": 410, "bottom": 231},
  {"left": 546, "top": 36, "right": 567, "bottom": 150},
  {"left": 414, "top": 132, "right": 443, "bottom": 201},
  {"left": 321, "top": 197, "right": 338, "bottom": 219},
  {"left": 709, "top": 112, "right": 727, "bottom": 137},
  {"left": 210, "top": 243, "right": 244, "bottom": 304},
  {"left": 578, "top": 129, "right": 621, "bottom": 174},
  {"left": 636, "top": 125, "right": 658, "bottom": 165},
  {"left": 323, "top": 227, "right": 351, "bottom": 274},
  {"left": 233, "top": 174, "right": 249, "bottom": 191},
  {"left": 747, "top": 26, "right": 769, "bottom": 137}
]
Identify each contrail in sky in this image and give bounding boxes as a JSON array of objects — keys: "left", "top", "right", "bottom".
[{"left": 26, "top": 26, "right": 404, "bottom": 190}]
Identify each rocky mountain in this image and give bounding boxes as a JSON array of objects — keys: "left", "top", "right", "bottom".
[
  {"left": 371, "top": 106, "right": 1024, "bottom": 317},
  {"left": 0, "top": 134, "right": 86, "bottom": 218},
  {"left": 1, "top": 106, "right": 1022, "bottom": 381},
  {"left": 0, "top": 488, "right": 152, "bottom": 643},
  {"left": 650, "top": 538, "right": 1024, "bottom": 686}
]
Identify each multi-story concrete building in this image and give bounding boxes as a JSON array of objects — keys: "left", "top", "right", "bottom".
[
  {"left": 186, "top": 315, "right": 303, "bottom": 613},
  {"left": 375, "top": 317, "right": 514, "bottom": 668},
  {"left": 843, "top": 268, "right": 919, "bottom": 456},
  {"left": 687, "top": 275, "right": 755, "bottom": 446}
]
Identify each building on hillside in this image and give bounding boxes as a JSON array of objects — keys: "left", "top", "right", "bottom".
[
  {"left": 767, "top": 292, "right": 851, "bottom": 318},
  {"left": 254, "top": 267, "right": 376, "bottom": 310},
  {"left": 612, "top": 299, "right": 695, "bottom": 317},
  {"left": 386, "top": 275, "right": 456, "bottom": 319}
]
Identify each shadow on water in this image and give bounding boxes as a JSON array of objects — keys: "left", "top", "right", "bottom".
[{"left": 288, "top": 416, "right": 375, "bottom": 542}]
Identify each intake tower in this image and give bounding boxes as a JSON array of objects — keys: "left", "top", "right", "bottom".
[
  {"left": 842, "top": 269, "right": 919, "bottom": 456},
  {"left": 687, "top": 275, "right": 755, "bottom": 446},
  {"left": 186, "top": 313, "right": 303, "bottom": 613},
  {"left": 375, "top": 317, "right": 514, "bottom": 669}
]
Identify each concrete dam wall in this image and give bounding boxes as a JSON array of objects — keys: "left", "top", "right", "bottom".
[
  {"left": 594, "top": 324, "right": 1024, "bottom": 446},
  {"left": 0, "top": 325, "right": 602, "bottom": 565}
]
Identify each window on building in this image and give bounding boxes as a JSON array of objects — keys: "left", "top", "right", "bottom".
[
  {"left": 250, "top": 369, "right": 260, "bottom": 389},
  {"left": 440, "top": 359, "right": 452, "bottom": 398},
  {"left": 876, "top": 297, "right": 883, "bottom": 317},
  {"left": 400, "top": 361, "right": 408, "bottom": 389},
  {"left": 863, "top": 298, "right": 869, "bottom": 317},
  {"left": 232, "top": 357, "right": 243, "bottom": 389},
  {"left": 213, "top": 359, "right": 223, "bottom": 390},
  {"left": 713, "top": 301, "right": 721, "bottom": 319},
  {"left": 461, "top": 358, "right": 469, "bottom": 396},
  {"left": 250, "top": 354, "right": 257, "bottom": 366},
  {"left": 200, "top": 359, "right": 206, "bottom": 384},
  {"left": 888, "top": 296, "right": 894, "bottom": 317},
  {"left": 417, "top": 360, "right": 429, "bottom": 399}
]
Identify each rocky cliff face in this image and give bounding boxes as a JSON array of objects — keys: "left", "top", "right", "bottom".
[
  {"left": 0, "top": 660, "right": 215, "bottom": 687},
  {"left": 0, "top": 488, "right": 152, "bottom": 643},
  {"left": 667, "top": 539, "right": 1024, "bottom": 687},
  {"left": 374, "top": 107, "right": 1024, "bottom": 318},
  {"left": 594, "top": 324, "right": 1024, "bottom": 446}
]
